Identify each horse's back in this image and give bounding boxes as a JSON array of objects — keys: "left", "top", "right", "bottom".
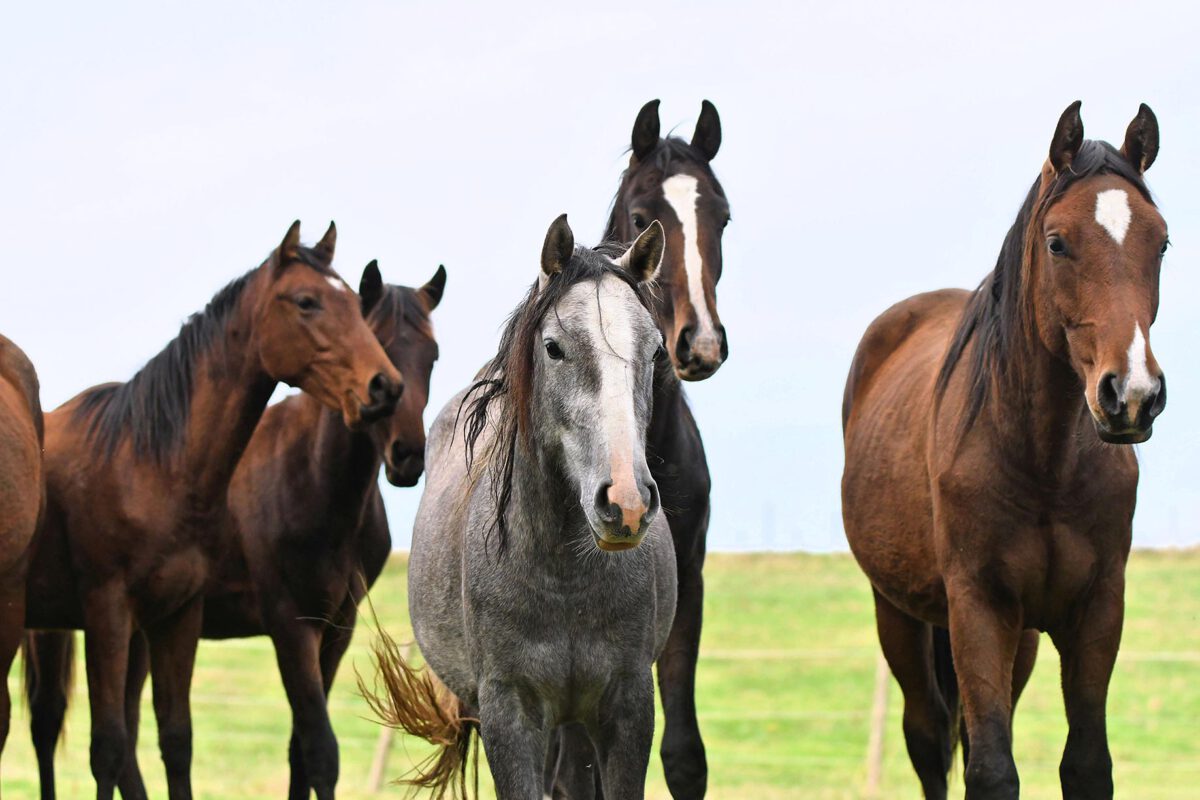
[
  {"left": 841, "top": 289, "right": 969, "bottom": 620},
  {"left": 0, "top": 335, "right": 43, "bottom": 573}
]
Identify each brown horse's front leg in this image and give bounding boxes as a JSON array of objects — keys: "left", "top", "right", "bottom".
[
  {"left": 82, "top": 587, "right": 134, "bottom": 800},
  {"left": 946, "top": 581, "right": 1023, "bottom": 800},
  {"left": 1052, "top": 573, "right": 1124, "bottom": 800},
  {"left": 146, "top": 598, "right": 203, "bottom": 800},
  {"left": 118, "top": 632, "right": 151, "bottom": 800}
]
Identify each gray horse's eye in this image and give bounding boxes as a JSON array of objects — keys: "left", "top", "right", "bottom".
[{"left": 544, "top": 339, "right": 565, "bottom": 361}]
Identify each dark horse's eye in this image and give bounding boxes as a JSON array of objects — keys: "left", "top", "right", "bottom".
[
  {"left": 631, "top": 213, "right": 647, "bottom": 231},
  {"left": 544, "top": 340, "right": 565, "bottom": 361},
  {"left": 1047, "top": 236, "right": 1068, "bottom": 257},
  {"left": 294, "top": 295, "right": 319, "bottom": 312},
  {"left": 723, "top": 214, "right": 732, "bottom": 229},
  {"left": 653, "top": 344, "right": 667, "bottom": 363},
  {"left": 1160, "top": 238, "right": 1171, "bottom": 256}
]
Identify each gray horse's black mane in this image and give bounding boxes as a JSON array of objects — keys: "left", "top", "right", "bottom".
[
  {"left": 934, "top": 140, "right": 1153, "bottom": 432},
  {"left": 603, "top": 136, "right": 725, "bottom": 242},
  {"left": 75, "top": 245, "right": 336, "bottom": 462},
  {"left": 460, "top": 244, "right": 654, "bottom": 551}
]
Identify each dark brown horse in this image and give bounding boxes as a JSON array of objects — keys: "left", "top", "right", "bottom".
[
  {"left": 842, "top": 102, "right": 1167, "bottom": 799},
  {"left": 552, "top": 99, "right": 731, "bottom": 799},
  {"left": 24, "top": 222, "right": 403, "bottom": 800},
  {"left": 27, "top": 262, "right": 445, "bottom": 800},
  {"left": 0, "top": 335, "right": 44, "bottom": 776}
]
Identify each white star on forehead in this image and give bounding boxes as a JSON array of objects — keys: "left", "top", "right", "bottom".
[
  {"left": 326, "top": 276, "right": 347, "bottom": 292},
  {"left": 1095, "top": 189, "right": 1131, "bottom": 245}
]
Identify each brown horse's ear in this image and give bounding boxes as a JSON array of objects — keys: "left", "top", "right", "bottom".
[
  {"left": 277, "top": 220, "right": 302, "bottom": 265},
  {"left": 692, "top": 100, "right": 721, "bottom": 161},
  {"left": 618, "top": 220, "right": 664, "bottom": 283},
  {"left": 1048, "top": 100, "right": 1084, "bottom": 175},
  {"left": 632, "top": 99, "right": 661, "bottom": 161},
  {"left": 360, "top": 260, "right": 383, "bottom": 315},
  {"left": 421, "top": 265, "right": 447, "bottom": 310},
  {"left": 540, "top": 214, "right": 574, "bottom": 285},
  {"left": 1121, "top": 103, "right": 1159, "bottom": 174},
  {"left": 315, "top": 221, "right": 337, "bottom": 260}
]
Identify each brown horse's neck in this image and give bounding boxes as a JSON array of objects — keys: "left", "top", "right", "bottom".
[
  {"left": 648, "top": 358, "right": 688, "bottom": 446},
  {"left": 305, "top": 393, "right": 385, "bottom": 499}
]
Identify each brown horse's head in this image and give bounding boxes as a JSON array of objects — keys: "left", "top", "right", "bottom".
[
  {"left": 1032, "top": 103, "right": 1167, "bottom": 443},
  {"left": 256, "top": 222, "right": 403, "bottom": 429},
  {"left": 358, "top": 261, "right": 445, "bottom": 487},
  {"left": 605, "top": 99, "right": 730, "bottom": 381}
]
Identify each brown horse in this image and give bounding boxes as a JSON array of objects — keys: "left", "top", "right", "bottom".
[
  {"left": 842, "top": 102, "right": 1167, "bottom": 799},
  {"left": 0, "top": 335, "right": 44, "bottom": 776},
  {"left": 551, "top": 99, "right": 731, "bottom": 799},
  {"left": 24, "top": 222, "right": 403, "bottom": 800},
  {"left": 26, "top": 262, "right": 445, "bottom": 800}
]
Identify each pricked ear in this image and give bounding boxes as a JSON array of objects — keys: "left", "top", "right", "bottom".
[
  {"left": 540, "top": 214, "right": 574, "bottom": 286},
  {"left": 359, "top": 260, "right": 383, "bottom": 315},
  {"left": 618, "top": 220, "right": 665, "bottom": 283},
  {"left": 631, "top": 99, "right": 661, "bottom": 161},
  {"left": 279, "top": 220, "right": 301, "bottom": 261},
  {"left": 422, "top": 264, "right": 447, "bottom": 310},
  {"left": 1048, "top": 100, "right": 1084, "bottom": 175},
  {"left": 692, "top": 99, "right": 722, "bottom": 161},
  {"left": 1121, "top": 103, "right": 1159, "bottom": 174},
  {"left": 315, "top": 221, "right": 337, "bottom": 260}
]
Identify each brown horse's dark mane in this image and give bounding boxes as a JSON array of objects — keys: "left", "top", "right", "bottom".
[
  {"left": 75, "top": 246, "right": 336, "bottom": 462},
  {"left": 602, "top": 136, "right": 726, "bottom": 242},
  {"left": 934, "top": 140, "right": 1154, "bottom": 433},
  {"left": 460, "top": 243, "right": 654, "bottom": 552}
]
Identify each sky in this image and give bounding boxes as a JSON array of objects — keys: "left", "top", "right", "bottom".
[{"left": 2, "top": 2, "right": 1197, "bottom": 551}]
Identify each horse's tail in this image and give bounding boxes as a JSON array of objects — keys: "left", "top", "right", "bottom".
[
  {"left": 22, "top": 630, "right": 76, "bottom": 754},
  {"left": 358, "top": 624, "right": 478, "bottom": 800},
  {"left": 931, "top": 626, "right": 963, "bottom": 763}
]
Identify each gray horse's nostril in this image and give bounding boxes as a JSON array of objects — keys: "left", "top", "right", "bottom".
[{"left": 593, "top": 482, "right": 617, "bottom": 522}]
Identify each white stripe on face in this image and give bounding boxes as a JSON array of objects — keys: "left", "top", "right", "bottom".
[
  {"left": 1125, "top": 322, "right": 1156, "bottom": 399},
  {"left": 1095, "top": 189, "right": 1132, "bottom": 245},
  {"left": 661, "top": 174, "right": 717, "bottom": 338}
]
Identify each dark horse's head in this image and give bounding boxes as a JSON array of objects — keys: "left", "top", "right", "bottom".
[
  {"left": 358, "top": 262, "right": 446, "bottom": 486},
  {"left": 605, "top": 99, "right": 730, "bottom": 381},
  {"left": 939, "top": 102, "right": 1168, "bottom": 444}
]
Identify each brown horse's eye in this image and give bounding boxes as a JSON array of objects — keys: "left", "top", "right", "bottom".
[
  {"left": 294, "top": 295, "right": 320, "bottom": 312},
  {"left": 544, "top": 340, "right": 565, "bottom": 361},
  {"left": 1160, "top": 238, "right": 1171, "bottom": 257},
  {"left": 631, "top": 213, "right": 647, "bottom": 231},
  {"left": 1047, "top": 236, "right": 1068, "bottom": 257},
  {"left": 723, "top": 214, "right": 732, "bottom": 229}
]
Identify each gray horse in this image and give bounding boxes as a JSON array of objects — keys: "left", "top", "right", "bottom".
[{"left": 367, "top": 215, "right": 677, "bottom": 799}]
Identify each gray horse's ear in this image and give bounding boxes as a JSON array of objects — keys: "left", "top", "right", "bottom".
[
  {"left": 314, "top": 221, "right": 337, "bottom": 260},
  {"left": 422, "top": 264, "right": 447, "bottom": 310},
  {"left": 360, "top": 260, "right": 383, "bottom": 315},
  {"left": 276, "top": 220, "right": 302, "bottom": 266},
  {"left": 618, "top": 220, "right": 664, "bottom": 283},
  {"left": 692, "top": 100, "right": 721, "bottom": 161},
  {"left": 1048, "top": 100, "right": 1084, "bottom": 175},
  {"left": 540, "top": 214, "right": 574, "bottom": 286},
  {"left": 1121, "top": 103, "right": 1159, "bottom": 174},
  {"left": 632, "top": 99, "right": 661, "bottom": 161}
]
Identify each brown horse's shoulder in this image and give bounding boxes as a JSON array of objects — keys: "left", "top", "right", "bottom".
[
  {"left": 843, "top": 290, "right": 969, "bottom": 430},
  {"left": 0, "top": 334, "right": 43, "bottom": 440}
]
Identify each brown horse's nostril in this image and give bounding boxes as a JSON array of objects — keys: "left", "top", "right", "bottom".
[
  {"left": 1097, "top": 372, "right": 1123, "bottom": 419},
  {"left": 675, "top": 325, "right": 695, "bottom": 365},
  {"left": 369, "top": 373, "right": 403, "bottom": 406},
  {"left": 1146, "top": 374, "right": 1167, "bottom": 421},
  {"left": 717, "top": 325, "right": 729, "bottom": 361}
]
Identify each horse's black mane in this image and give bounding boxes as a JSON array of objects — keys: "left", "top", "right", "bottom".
[
  {"left": 75, "top": 245, "right": 336, "bottom": 462},
  {"left": 935, "top": 140, "right": 1153, "bottom": 432},
  {"left": 460, "top": 244, "right": 654, "bottom": 552},
  {"left": 602, "top": 136, "right": 725, "bottom": 242},
  {"left": 367, "top": 283, "right": 435, "bottom": 347}
]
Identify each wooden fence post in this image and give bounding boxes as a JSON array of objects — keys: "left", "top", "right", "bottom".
[{"left": 865, "top": 650, "right": 890, "bottom": 797}]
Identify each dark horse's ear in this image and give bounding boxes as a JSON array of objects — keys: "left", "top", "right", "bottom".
[
  {"left": 692, "top": 100, "right": 721, "bottom": 161},
  {"left": 359, "top": 260, "right": 383, "bottom": 315},
  {"left": 1048, "top": 100, "right": 1084, "bottom": 175},
  {"left": 618, "top": 219, "right": 665, "bottom": 283},
  {"left": 421, "top": 265, "right": 447, "bottom": 310},
  {"left": 314, "top": 221, "right": 337, "bottom": 261},
  {"left": 1121, "top": 103, "right": 1159, "bottom": 174},
  {"left": 277, "top": 220, "right": 302, "bottom": 265},
  {"left": 631, "top": 99, "right": 661, "bottom": 161},
  {"left": 540, "top": 214, "right": 574, "bottom": 286}
]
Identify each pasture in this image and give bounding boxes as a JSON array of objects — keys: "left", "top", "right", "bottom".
[{"left": 6, "top": 549, "right": 1198, "bottom": 799}]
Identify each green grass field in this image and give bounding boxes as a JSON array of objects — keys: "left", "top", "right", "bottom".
[{"left": 5, "top": 550, "right": 1200, "bottom": 798}]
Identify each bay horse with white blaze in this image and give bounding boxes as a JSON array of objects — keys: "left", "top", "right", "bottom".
[
  {"left": 365, "top": 216, "right": 677, "bottom": 799},
  {"left": 0, "top": 335, "right": 44, "bottom": 778},
  {"left": 27, "top": 262, "right": 445, "bottom": 800},
  {"left": 842, "top": 102, "right": 1167, "bottom": 798},
  {"left": 555, "top": 98, "right": 730, "bottom": 800},
  {"left": 24, "top": 222, "right": 403, "bottom": 800}
]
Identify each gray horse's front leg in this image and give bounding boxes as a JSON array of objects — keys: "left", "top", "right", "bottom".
[
  {"left": 594, "top": 671, "right": 656, "bottom": 799},
  {"left": 479, "top": 681, "right": 549, "bottom": 799}
]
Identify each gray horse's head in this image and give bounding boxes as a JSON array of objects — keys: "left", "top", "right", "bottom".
[{"left": 464, "top": 214, "right": 666, "bottom": 552}]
